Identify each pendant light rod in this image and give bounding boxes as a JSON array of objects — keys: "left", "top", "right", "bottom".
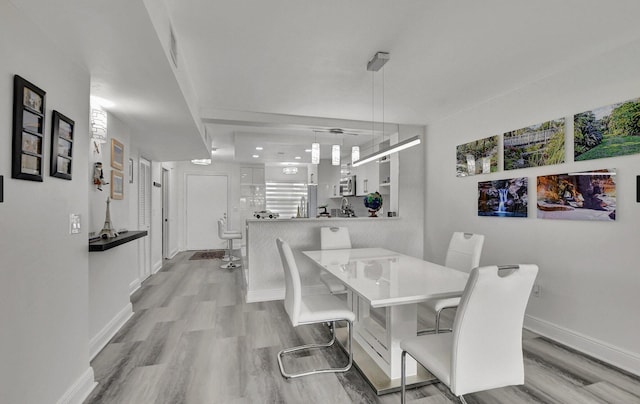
[{"left": 352, "top": 135, "right": 421, "bottom": 167}]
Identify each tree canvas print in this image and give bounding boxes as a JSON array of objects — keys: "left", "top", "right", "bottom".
[
  {"left": 456, "top": 135, "right": 498, "bottom": 177},
  {"left": 478, "top": 177, "right": 528, "bottom": 217},
  {"left": 537, "top": 169, "right": 616, "bottom": 221},
  {"left": 574, "top": 97, "right": 640, "bottom": 161},
  {"left": 504, "top": 118, "right": 565, "bottom": 170}
]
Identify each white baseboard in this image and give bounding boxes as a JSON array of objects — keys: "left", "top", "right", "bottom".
[
  {"left": 524, "top": 314, "right": 640, "bottom": 376},
  {"left": 152, "top": 259, "right": 163, "bottom": 274},
  {"left": 89, "top": 303, "right": 134, "bottom": 360},
  {"left": 129, "top": 278, "right": 141, "bottom": 295},
  {"left": 56, "top": 367, "right": 97, "bottom": 404},
  {"left": 167, "top": 248, "right": 179, "bottom": 259}
]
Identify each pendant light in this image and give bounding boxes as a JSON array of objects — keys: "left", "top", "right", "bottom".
[
  {"left": 353, "top": 51, "right": 421, "bottom": 167},
  {"left": 332, "top": 144, "right": 340, "bottom": 166},
  {"left": 351, "top": 146, "right": 360, "bottom": 164},
  {"left": 311, "top": 131, "right": 320, "bottom": 164}
]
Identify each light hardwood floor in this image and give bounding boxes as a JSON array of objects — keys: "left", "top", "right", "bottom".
[{"left": 85, "top": 252, "right": 640, "bottom": 404}]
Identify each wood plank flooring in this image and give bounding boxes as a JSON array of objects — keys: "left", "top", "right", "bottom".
[{"left": 85, "top": 252, "right": 640, "bottom": 404}]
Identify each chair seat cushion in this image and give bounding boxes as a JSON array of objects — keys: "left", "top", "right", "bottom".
[
  {"left": 319, "top": 272, "right": 347, "bottom": 294},
  {"left": 401, "top": 333, "right": 452, "bottom": 387},
  {"left": 422, "top": 296, "right": 461, "bottom": 313},
  {"left": 298, "top": 294, "right": 355, "bottom": 324},
  {"left": 222, "top": 231, "right": 242, "bottom": 239}
]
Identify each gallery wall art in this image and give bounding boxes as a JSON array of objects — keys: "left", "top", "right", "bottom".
[
  {"left": 504, "top": 118, "right": 565, "bottom": 170},
  {"left": 574, "top": 97, "right": 640, "bottom": 161},
  {"left": 456, "top": 135, "right": 498, "bottom": 177},
  {"left": 478, "top": 177, "right": 528, "bottom": 217},
  {"left": 537, "top": 169, "right": 616, "bottom": 221}
]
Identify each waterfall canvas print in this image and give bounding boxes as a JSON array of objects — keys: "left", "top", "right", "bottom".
[
  {"left": 537, "top": 169, "right": 616, "bottom": 221},
  {"left": 504, "top": 118, "right": 565, "bottom": 170},
  {"left": 574, "top": 97, "right": 640, "bottom": 161},
  {"left": 456, "top": 135, "right": 498, "bottom": 177},
  {"left": 478, "top": 177, "right": 528, "bottom": 217}
]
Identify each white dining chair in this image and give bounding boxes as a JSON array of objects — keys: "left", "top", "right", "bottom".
[
  {"left": 275, "top": 238, "right": 355, "bottom": 378},
  {"left": 418, "top": 232, "right": 484, "bottom": 334},
  {"left": 318, "top": 227, "right": 351, "bottom": 294},
  {"left": 401, "top": 264, "right": 539, "bottom": 404},
  {"left": 217, "top": 219, "right": 242, "bottom": 269}
]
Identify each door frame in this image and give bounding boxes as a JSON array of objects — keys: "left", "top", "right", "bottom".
[{"left": 162, "top": 167, "right": 170, "bottom": 259}]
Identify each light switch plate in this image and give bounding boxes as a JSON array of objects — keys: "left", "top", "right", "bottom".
[{"left": 69, "top": 214, "right": 81, "bottom": 234}]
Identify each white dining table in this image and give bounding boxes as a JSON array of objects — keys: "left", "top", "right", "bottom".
[{"left": 302, "top": 247, "right": 469, "bottom": 394}]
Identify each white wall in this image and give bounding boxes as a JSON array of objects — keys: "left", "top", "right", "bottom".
[
  {"left": 0, "top": 1, "right": 94, "bottom": 402},
  {"left": 424, "top": 38, "right": 640, "bottom": 374}
]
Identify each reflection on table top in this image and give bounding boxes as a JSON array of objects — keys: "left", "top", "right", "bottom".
[{"left": 302, "top": 248, "right": 469, "bottom": 308}]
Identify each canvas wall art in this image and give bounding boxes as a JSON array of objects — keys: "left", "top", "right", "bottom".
[
  {"left": 574, "top": 97, "right": 640, "bottom": 161},
  {"left": 478, "top": 177, "right": 528, "bottom": 217},
  {"left": 504, "top": 118, "right": 565, "bottom": 170},
  {"left": 456, "top": 135, "right": 498, "bottom": 177},
  {"left": 537, "top": 169, "right": 616, "bottom": 221}
]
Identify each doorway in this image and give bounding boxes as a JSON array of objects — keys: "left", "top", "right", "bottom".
[{"left": 185, "top": 174, "right": 228, "bottom": 251}]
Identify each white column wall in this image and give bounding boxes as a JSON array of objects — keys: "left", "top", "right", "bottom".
[
  {"left": 424, "top": 38, "right": 640, "bottom": 374},
  {"left": 0, "top": 1, "right": 93, "bottom": 402}
]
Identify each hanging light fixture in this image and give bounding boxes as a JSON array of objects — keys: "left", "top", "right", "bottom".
[
  {"left": 353, "top": 51, "right": 421, "bottom": 167},
  {"left": 351, "top": 146, "right": 360, "bottom": 164},
  {"left": 332, "top": 144, "right": 340, "bottom": 166},
  {"left": 311, "top": 131, "right": 320, "bottom": 164}
]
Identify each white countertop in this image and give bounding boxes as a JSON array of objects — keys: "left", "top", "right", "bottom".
[{"left": 302, "top": 248, "right": 468, "bottom": 308}]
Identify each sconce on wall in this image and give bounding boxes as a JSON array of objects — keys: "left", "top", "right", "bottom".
[{"left": 90, "top": 108, "right": 107, "bottom": 143}]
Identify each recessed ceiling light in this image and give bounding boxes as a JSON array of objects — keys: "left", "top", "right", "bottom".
[
  {"left": 294, "top": 156, "right": 301, "bottom": 160},
  {"left": 304, "top": 149, "right": 311, "bottom": 153},
  {"left": 255, "top": 146, "right": 263, "bottom": 150},
  {"left": 252, "top": 154, "right": 259, "bottom": 158}
]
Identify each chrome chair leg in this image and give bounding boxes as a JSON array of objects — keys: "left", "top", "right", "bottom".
[
  {"left": 220, "top": 239, "right": 241, "bottom": 269},
  {"left": 459, "top": 395, "right": 468, "bottom": 404},
  {"left": 401, "top": 350, "right": 407, "bottom": 404},
  {"left": 277, "top": 320, "right": 352, "bottom": 379},
  {"left": 418, "top": 306, "right": 455, "bottom": 335}
]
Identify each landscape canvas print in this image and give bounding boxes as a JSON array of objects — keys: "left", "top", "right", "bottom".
[
  {"left": 456, "top": 135, "right": 498, "bottom": 177},
  {"left": 504, "top": 118, "right": 565, "bottom": 170},
  {"left": 537, "top": 169, "right": 616, "bottom": 221},
  {"left": 478, "top": 177, "right": 528, "bottom": 217},
  {"left": 574, "top": 97, "right": 640, "bottom": 161}
]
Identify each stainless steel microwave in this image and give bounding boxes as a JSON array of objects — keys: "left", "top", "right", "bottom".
[{"left": 340, "top": 175, "right": 356, "bottom": 196}]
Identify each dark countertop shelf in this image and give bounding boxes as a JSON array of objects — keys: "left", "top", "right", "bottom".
[{"left": 89, "top": 230, "right": 148, "bottom": 252}]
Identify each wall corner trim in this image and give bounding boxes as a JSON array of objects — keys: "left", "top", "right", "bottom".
[
  {"left": 524, "top": 315, "right": 640, "bottom": 377},
  {"left": 56, "top": 367, "right": 97, "bottom": 404},
  {"left": 89, "top": 303, "right": 134, "bottom": 360}
]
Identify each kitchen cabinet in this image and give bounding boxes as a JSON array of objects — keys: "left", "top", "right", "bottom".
[
  {"left": 355, "top": 160, "right": 379, "bottom": 196},
  {"left": 317, "top": 160, "right": 341, "bottom": 204}
]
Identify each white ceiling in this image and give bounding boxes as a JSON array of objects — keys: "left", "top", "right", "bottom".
[{"left": 10, "top": 0, "right": 640, "bottom": 163}]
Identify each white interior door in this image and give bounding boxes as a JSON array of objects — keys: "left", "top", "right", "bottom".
[
  {"left": 186, "top": 174, "right": 228, "bottom": 251},
  {"left": 162, "top": 168, "right": 170, "bottom": 258},
  {"left": 138, "top": 157, "right": 152, "bottom": 280}
]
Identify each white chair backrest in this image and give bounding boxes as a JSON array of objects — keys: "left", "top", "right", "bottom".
[
  {"left": 321, "top": 227, "right": 352, "bottom": 250},
  {"left": 445, "top": 232, "right": 484, "bottom": 272},
  {"left": 450, "top": 264, "right": 538, "bottom": 396},
  {"left": 276, "top": 238, "right": 302, "bottom": 326}
]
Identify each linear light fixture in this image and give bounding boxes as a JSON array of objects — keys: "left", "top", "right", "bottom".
[{"left": 352, "top": 135, "right": 421, "bottom": 167}]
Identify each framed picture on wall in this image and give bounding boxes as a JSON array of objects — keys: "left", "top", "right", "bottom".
[
  {"left": 111, "top": 138, "right": 124, "bottom": 171},
  {"left": 111, "top": 170, "right": 124, "bottom": 200},
  {"left": 12, "top": 75, "right": 46, "bottom": 181},
  {"left": 50, "top": 111, "right": 74, "bottom": 180},
  {"left": 129, "top": 158, "right": 134, "bottom": 183}
]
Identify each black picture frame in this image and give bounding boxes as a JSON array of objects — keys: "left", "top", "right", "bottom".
[
  {"left": 129, "top": 158, "right": 134, "bottom": 183},
  {"left": 12, "top": 75, "right": 46, "bottom": 182},
  {"left": 50, "top": 111, "right": 74, "bottom": 180}
]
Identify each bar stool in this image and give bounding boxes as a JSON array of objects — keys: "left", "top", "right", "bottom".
[
  {"left": 217, "top": 219, "right": 242, "bottom": 270},
  {"left": 220, "top": 216, "right": 240, "bottom": 262}
]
